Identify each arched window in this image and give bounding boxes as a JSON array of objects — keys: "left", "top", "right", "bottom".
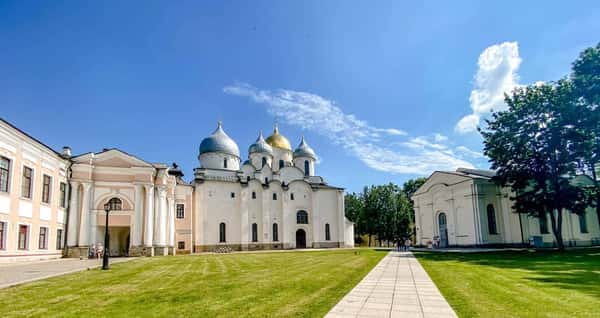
[
  {"left": 223, "top": 158, "right": 228, "bottom": 169},
  {"left": 486, "top": 204, "right": 498, "bottom": 234},
  {"left": 297, "top": 210, "right": 308, "bottom": 224},
  {"left": 273, "top": 223, "right": 279, "bottom": 242},
  {"left": 325, "top": 223, "right": 331, "bottom": 241},
  {"left": 579, "top": 212, "right": 588, "bottom": 233},
  {"left": 272, "top": 193, "right": 277, "bottom": 200},
  {"left": 304, "top": 160, "right": 310, "bottom": 176},
  {"left": 219, "top": 222, "right": 226, "bottom": 242},
  {"left": 246, "top": 176, "right": 250, "bottom": 182},
  {"left": 107, "top": 197, "right": 122, "bottom": 210},
  {"left": 252, "top": 191, "right": 256, "bottom": 199},
  {"left": 265, "top": 177, "right": 269, "bottom": 184},
  {"left": 262, "top": 157, "right": 267, "bottom": 167},
  {"left": 252, "top": 223, "right": 258, "bottom": 242},
  {"left": 290, "top": 193, "right": 294, "bottom": 200},
  {"left": 279, "top": 160, "right": 284, "bottom": 169}
]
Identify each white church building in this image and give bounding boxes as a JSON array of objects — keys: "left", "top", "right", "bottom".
[
  {"left": 0, "top": 118, "right": 354, "bottom": 262},
  {"left": 412, "top": 168, "right": 600, "bottom": 248}
]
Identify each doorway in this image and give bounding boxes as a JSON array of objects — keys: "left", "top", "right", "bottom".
[
  {"left": 438, "top": 213, "right": 448, "bottom": 248},
  {"left": 296, "top": 229, "right": 306, "bottom": 248}
]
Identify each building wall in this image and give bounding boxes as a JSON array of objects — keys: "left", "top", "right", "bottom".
[{"left": 0, "top": 121, "right": 68, "bottom": 262}]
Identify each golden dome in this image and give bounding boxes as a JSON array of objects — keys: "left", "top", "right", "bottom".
[{"left": 265, "top": 125, "right": 292, "bottom": 151}]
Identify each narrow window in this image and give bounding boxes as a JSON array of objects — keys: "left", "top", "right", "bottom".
[
  {"left": 539, "top": 215, "right": 549, "bottom": 234},
  {"left": 176, "top": 204, "right": 185, "bottom": 219},
  {"left": 304, "top": 160, "right": 310, "bottom": 176},
  {"left": 246, "top": 176, "right": 250, "bottom": 182},
  {"left": 22, "top": 166, "right": 33, "bottom": 199},
  {"left": 231, "top": 192, "right": 235, "bottom": 198},
  {"left": 290, "top": 193, "right": 294, "bottom": 200},
  {"left": 273, "top": 223, "right": 279, "bottom": 242},
  {"left": 272, "top": 193, "right": 277, "bottom": 200},
  {"left": 223, "top": 157, "right": 228, "bottom": 169},
  {"left": 0, "top": 221, "right": 6, "bottom": 250},
  {"left": 486, "top": 204, "right": 498, "bottom": 234},
  {"left": 325, "top": 223, "right": 331, "bottom": 241},
  {"left": 297, "top": 210, "right": 308, "bottom": 224},
  {"left": 219, "top": 222, "right": 226, "bottom": 243},
  {"left": 42, "top": 174, "right": 52, "bottom": 204},
  {"left": 0, "top": 156, "right": 10, "bottom": 193},
  {"left": 265, "top": 177, "right": 268, "bottom": 184},
  {"left": 252, "top": 223, "right": 258, "bottom": 242},
  {"left": 579, "top": 212, "right": 588, "bottom": 234},
  {"left": 252, "top": 191, "right": 256, "bottom": 199},
  {"left": 39, "top": 227, "right": 48, "bottom": 249},
  {"left": 279, "top": 160, "right": 284, "bottom": 169},
  {"left": 178, "top": 241, "right": 185, "bottom": 250},
  {"left": 18, "top": 225, "right": 28, "bottom": 250},
  {"left": 56, "top": 229, "right": 63, "bottom": 250},
  {"left": 59, "top": 182, "right": 67, "bottom": 208},
  {"left": 262, "top": 157, "right": 267, "bottom": 167}
]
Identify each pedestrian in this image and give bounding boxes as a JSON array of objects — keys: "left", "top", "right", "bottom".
[{"left": 404, "top": 238, "right": 411, "bottom": 251}]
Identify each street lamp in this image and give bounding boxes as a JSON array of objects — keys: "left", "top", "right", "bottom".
[{"left": 102, "top": 198, "right": 119, "bottom": 270}]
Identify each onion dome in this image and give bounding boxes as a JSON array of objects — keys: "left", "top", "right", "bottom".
[
  {"left": 199, "top": 121, "right": 240, "bottom": 158},
  {"left": 293, "top": 136, "right": 316, "bottom": 159},
  {"left": 265, "top": 124, "right": 292, "bottom": 151},
  {"left": 248, "top": 131, "right": 273, "bottom": 155}
]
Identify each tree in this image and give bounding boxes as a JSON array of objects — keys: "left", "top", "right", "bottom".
[
  {"left": 402, "top": 177, "right": 427, "bottom": 241},
  {"left": 481, "top": 80, "right": 594, "bottom": 250},
  {"left": 344, "top": 192, "right": 365, "bottom": 243},
  {"left": 571, "top": 42, "right": 600, "bottom": 228}
]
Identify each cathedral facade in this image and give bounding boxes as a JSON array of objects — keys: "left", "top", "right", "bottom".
[{"left": 0, "top": 118, "right": 353, "bottom": 261}]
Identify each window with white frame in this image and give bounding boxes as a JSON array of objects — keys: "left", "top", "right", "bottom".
[
  {"left": 39, "top": 226, "right": 48, "bottom": 249},
  {"left": 42, "top": 175, "right": 52, "bottom": 204},
  {"left": 176, "top": 204, "right": 185, "bottom": 219},
  {"left": 0, "top": 156, "right": 10, "bottom": 193},
  {"left": 22, "top": 166, "right": 33, "bottom": 199}
]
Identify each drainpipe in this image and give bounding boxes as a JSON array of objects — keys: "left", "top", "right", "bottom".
[{"left": 62, "top": 150, "right": 73, "bottom": 258}]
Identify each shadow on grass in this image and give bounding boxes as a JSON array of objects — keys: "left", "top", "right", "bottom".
[{"left": 413, "top": 248, "right": 600, "bottom": 299}]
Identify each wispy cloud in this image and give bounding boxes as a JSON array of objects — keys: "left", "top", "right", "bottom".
[
  {"left": 456, "top": 42, "right": 522, "bottom": 134},
  {"left": 224, "top": 83, "right": 480, "bottom": 175}
]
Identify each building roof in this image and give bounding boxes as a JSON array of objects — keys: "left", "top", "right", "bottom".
[
  {"left": 0, "top": 117, "right": 65, "bottom": 158},
  {"left": 265, "top": 124, "right": 292, "bottom": 151},
  {"left": 248, "top": 131, "right": 273, "bottom": 155},
  {"left": 455, "top": 168, "right": 497, "bottom": 179},
  {"left": 199, "top": 121, "right": 240, "bottom": 158},
  {"left": 293, "top": 136, "right": 316, "bottom": 159}
]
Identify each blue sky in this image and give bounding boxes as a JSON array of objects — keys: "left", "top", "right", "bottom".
[{"left": 1, "top": 1, "right": 599, "bottom": 193}]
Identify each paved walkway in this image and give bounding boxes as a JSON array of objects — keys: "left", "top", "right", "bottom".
[
  {"left": 325, "top": 251, "right": 457, "bottom": 318},
  {"left": 0, "top": 257, "right": 134, "bottom": 289}
]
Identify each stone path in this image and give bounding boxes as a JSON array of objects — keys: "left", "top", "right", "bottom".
[
  {"left": 325, "top": 251, "right": 457, "bottom": 318},
  {"left": 0, "top": 257, "right": 134, "bottom": 289}
]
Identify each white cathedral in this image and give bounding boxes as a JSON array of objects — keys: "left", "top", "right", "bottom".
[{"left": 0, "top": 118, "right": 354, "bottom": 261}]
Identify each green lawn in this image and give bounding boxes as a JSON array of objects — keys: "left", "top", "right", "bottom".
[
  {"left": 414, "top": 248, "right": 600, "bottom": 318},
  {"left": 0, "top": 249, "right": 386, "bottom": 318}
]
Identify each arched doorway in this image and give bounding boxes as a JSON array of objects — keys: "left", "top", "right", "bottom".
[
  {"left": 438, "top": 213, "right": 448, "bottom": 248},
  {"left": 296, "top": 229, "right": 306, "bottom": 248}
]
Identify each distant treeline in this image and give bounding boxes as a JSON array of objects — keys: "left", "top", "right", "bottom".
[{"left": 344, "top": 178, "right": 426, "bottom": 247}]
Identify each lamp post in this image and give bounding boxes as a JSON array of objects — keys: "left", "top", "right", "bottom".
[{"left": 102, "top": 201, "right": 113, "bottom": 270}]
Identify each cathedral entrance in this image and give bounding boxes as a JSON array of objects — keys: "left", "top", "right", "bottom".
[
  {"left": 296, "top": 229, "right": 306, "bottom": 248},
  {"left": 98, "top": 226, "right": 131, "bottom": 256},
  {"left": 438, "top": 213, "right": 448, "bottom": 248}
]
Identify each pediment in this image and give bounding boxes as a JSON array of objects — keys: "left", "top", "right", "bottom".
[
  {"left": 413, "top": 171, "right": 472, "bottom": 197},
  {"left": 73, "top": 149, "right": 154, "bottom": 168}
]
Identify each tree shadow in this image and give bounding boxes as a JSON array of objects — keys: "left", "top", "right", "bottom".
[{"left": 413, "top": 248, "right": 600, "bottom": 299}]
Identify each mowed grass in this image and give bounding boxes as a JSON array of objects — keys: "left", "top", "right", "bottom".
[
  {"left": 0, "top": 249, "right": 386, "bottom": 318},
  {"left": 414, "top": 248, "right": 600, "bottom": 318}
]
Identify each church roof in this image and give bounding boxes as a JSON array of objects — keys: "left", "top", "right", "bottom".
[
  {"left": 199, "top": 122, "right": 240, "bottom": 158},
  {"left": 293, "top": 136, "right": 316, "bottom": 159},
  {"left": 265, "top": 125, "right": 292, "bottom": 151},
  {"left": 455, "top": 168, "right": 496, "bottom": 179},
  {"left": 248, "top": 131, "right": 273, "bottom": 155}
]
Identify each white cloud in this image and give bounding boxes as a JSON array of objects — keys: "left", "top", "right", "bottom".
[
  {"left": 455, "top": 42, "right": 522, "bottom": 134},
  {"left": 455, "top": 146, "right": 485, "bottom": 159},
  {"left": 224, "top": 83, "right": 477, "bottom": 175},
  {"left": 434, "top": 133, "right": 448, "bottom": 142}
]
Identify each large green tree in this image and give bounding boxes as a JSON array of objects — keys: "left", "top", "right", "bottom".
[
  {"left": 571, "top": 42, "right": 600, "bottom": 228},
  {"left": 481, "top": 80, "right": 593, "bottom": 250}
]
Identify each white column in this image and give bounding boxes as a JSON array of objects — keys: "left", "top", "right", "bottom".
[
  {"left": 168, "top": 196, "right": 175, "bottom": 247},
  {"left": 78, "top": 182, "right": 93, "bottom": 246},
  {"left": 133, "top": 184, "right": 144, "bottom": 246},
  {"left": 67, "top": 182, "right": 80, "bottom": 246},
  {"left": 143, "top": 185, "right": 154, "bottom": 247},
  {"left": 157, "top": 186, "right": 168, "bottom": 246}
]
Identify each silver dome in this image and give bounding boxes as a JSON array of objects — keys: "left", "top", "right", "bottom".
[
  {"left": 199, "top": 122, "right": 240, "bottom": 158},
  {"left": 248, "top": 131, "right": 273, "bottom": 155},
  {"left": 293, "top": 136, "right": 316, "bottom": 159}
]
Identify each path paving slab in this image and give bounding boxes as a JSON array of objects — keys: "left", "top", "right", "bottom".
[{"left": 325, "top": 251, "right": 457, "bottom": 318}]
